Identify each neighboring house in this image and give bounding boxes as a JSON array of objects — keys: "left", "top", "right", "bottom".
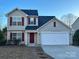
[
  {"left": 72, "top": 17, "right": 79, "bottom": 41},
  {"left": 71, "top": 17, "right": 79, "bottom": 44},
  {"left": 72, "top": 17, "right": 79, "bottom": 33},
  {"left": 6, "top": 8, "right": 71, "bottom": 46}
]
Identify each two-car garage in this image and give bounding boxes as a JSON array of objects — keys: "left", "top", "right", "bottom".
[{"left": 40, "top": 32, "right": 69, "bottom": 45}]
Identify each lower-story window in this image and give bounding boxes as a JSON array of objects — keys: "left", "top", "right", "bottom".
[
  {"left": 12, "top": 33, "right": 17, "bottom": 40},
  {"left": 11, "top": 33, "right": 22, "bottom": 41},
  {"left": 17, "top": 33, "right": 22, "bottom": 40}
]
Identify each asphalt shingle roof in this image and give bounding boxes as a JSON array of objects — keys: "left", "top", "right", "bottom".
[
  {"left": 21, "top": 9, "right": 38, "bottom": 16},
  {"left": 25, "top": 16, "right": 55, "bottom": 30}
]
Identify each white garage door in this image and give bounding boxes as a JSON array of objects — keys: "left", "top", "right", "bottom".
[{"left": 41, "top": 32, "right": 69, "bottom": 45}]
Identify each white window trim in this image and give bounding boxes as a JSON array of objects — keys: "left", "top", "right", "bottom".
[
  {"left": 11, "top": 16, "right": 23, "bottom": 26},
  {"left": 12, "top": 33, "right": 22, "bottom": 41},
  {"left": 12, "top": 16, "right": 22, "bottom": 22},
  {"left": 28, "top": 17, "right": 38, "bottom": 26},
  {"left": 30, "top": 18, "right": 34, "bottom": 24}
]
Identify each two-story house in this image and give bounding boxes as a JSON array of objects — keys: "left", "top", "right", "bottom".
[{"left": 6, "top": 8, "right": 71, "bottom": 46}]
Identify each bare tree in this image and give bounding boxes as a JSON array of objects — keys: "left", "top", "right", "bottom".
[{"left": 61, "top": 13, "right": 78, "bottom": 27}]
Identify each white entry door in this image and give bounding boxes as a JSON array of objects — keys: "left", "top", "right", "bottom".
[{"left": 41, "top": 32, "right": 69, "bottom": 45}]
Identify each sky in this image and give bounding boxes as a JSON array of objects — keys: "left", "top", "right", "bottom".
[{"left": 0, "top": 0, "right": 79, "bottom": 28}]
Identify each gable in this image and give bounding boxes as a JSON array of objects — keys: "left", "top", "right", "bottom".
[
  {"left": 6, "top": 8, "right": 38, "bottom": 17},
  {"left": 8, "top": 9, "right": 27, "bottom": 17},
  {"left": 38, "top": 18, "right": 70, "bottom": 32}
]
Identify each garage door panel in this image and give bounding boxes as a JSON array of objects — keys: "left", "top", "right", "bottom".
[{"left": 41, "top": 32, "right": 69, "bottom": 45}]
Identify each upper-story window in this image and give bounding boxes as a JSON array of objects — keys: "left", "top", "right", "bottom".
[
  {"left": 10, "top": 16, "right": 24, "bottom": 26},
  {"left": 53, "top": 22, "right": 56, "bottom": 27},
  {"left": 30, "top": 18, "right": 35, "bottom": 24},
  {"left": 12, "top": 17, "right": 22, "bottom": 26},
  {"left": 28, "top": 17, "right": 38, "bottom": 26},
  {"left": 30, "top": 18, "right": 34, "bottom": 24},
  {"left": 13, "top": 17, "right": 22, "bottom": 22}
]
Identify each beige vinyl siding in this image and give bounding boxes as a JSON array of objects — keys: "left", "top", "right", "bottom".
[
  {"left": 38, "top": 19, "right": 70, "bottom": 32},
  {"left": 7, "top": 10, "right": 28, "bottom": 30}
]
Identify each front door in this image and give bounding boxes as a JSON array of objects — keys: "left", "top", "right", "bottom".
[{"left": 30, "top": 33, "right": 34, "bottom": 43}]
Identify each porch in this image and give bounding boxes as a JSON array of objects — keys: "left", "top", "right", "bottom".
[{"left": 7, "top": 31, "right": 41, "bottom": 46}]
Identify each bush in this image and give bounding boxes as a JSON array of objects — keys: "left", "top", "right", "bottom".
[
  {"left": 7, "top": 39, "right": 21, "bottom": 45},
  {"left": 0, "top": 30, "right": 6, "bottom": 46},
  {"left": 0, "top": 31, "right": 4, "bottom": 40},
  {"left": 0, "top": 40, "right": 7, "bottom": 46},
  {"left": 13, "top": 39, "right": 21, "bottom": 45},
  {"left": 73, "top": 30, "right": 79, "bottom": 46},
  {"left": 7, "top": 40, "right": 14, "bottom": 45}
]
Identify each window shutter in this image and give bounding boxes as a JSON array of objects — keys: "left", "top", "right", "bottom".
[
  {"left": 22, "top": 33, "right": 24, "bottom": 41},
  {"left": 22, "top": 17, "right": 24, "bottom": 26},
  {"left": 28, "top": 17, "right": 30, "bottom": 24},
  {"left": 10, "top": 17, "right": 12, "bottom": 26},
  {"left": 36, "top": 18, "right": 38, "bottom": 25},
  {"left": 10, "top": 33, "right": 12, "bottom": 40},
  {"left": 34, "top": 18, "right": 36, "bottom": 24}
]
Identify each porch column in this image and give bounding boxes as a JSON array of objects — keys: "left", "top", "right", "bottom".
[
  {"left": 7, "top": 31, "right": 10, "bottom": 40},
  {"left": 37, "top": 32, "right": 41, "bottom": 46},
  {"left": 24, "top": 31, "right": 28, "bottom": 45}
]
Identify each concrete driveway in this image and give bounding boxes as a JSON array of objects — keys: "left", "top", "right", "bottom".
[{"left": 42, "top": 45, "right": 79, "bottom": 59}]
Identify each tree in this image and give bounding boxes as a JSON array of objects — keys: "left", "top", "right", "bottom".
[
  {"left": 0, "top": 16, "right": 2, "bottom": 29},
  {"left": 61, "top": 13, "right": 78, "bottom": 27},
  {"left": 2, "top": 27, "right": 7, "bottom": 33},
  {"left": 73, "top": 30, "right": 79, "bottom": 46},
  {"left": 0, "top": 28, "right": 7, "bottom": 45},
  {"left": 0, "top": 30, "right": 4, "bottom": 40}
]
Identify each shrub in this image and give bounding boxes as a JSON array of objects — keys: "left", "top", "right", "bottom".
[
  {"left": 0, "top": 30, "right": 4, "bottom": 40},
  {"left": 13, "top": 39, "right": 21, "bottom": 45},
  {"left": 7, "top": 40, "right": 14, "bottom": 45},
  {"left": 0, "top": 30, "right": 6, "bottom": 46},
  {"left": 0, "top": 40, "right": 7, "bottom": 46}
]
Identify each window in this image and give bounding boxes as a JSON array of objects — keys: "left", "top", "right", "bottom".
[
  {"left": 28, "top": 17, "right": 37, "bottom": 25},
  {"left": 17, "top": 33, "right": 22, "bottom": 40},
  {"left": 12, "top": 33, "right": 22, "bottom": 40},
  {"left": 11, "top": 16, "right": 22, "bottom": 26},
  {"left": 17, "top": 22, "right": 22, "bottom": 26},
  {"left": 12, "top": 22, "right": 16, "bottom": 25},
  {"left": 30, "top": 18, "right": 34, "bottom": 24},
  {"left": 13, "top": 17, "right": 22, "bottom": 22},
  {"left": 12, "top": 33, "right": 17, "bottom": 40},
  {"left": 54, "top": 22, "right": 56, "bottom": 27}
]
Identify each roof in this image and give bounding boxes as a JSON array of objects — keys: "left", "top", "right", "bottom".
[
  {"left": 21, "top": 9, "right": 38, "bottom": 16},
  {"left": 72, "top": 17, "right": 79, "bottom": 26},
  {"left": 25, "top": 16, "right": 55, "bottom": 30}
]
